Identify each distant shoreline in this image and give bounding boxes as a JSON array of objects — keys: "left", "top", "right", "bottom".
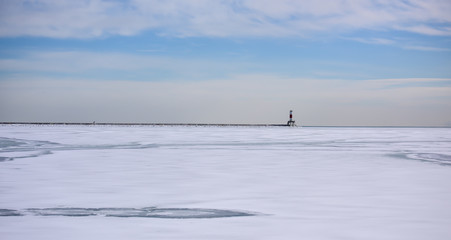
[{"left": 0, "top": 122, "right": 449, "bottom": 128}]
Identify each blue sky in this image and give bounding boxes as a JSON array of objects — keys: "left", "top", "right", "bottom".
[{"left": 1, "top": 0, "right": 450, "bottom": 126}]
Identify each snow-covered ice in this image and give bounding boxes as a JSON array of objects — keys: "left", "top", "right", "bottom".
[{"left": 1, "top": 125, "right": 451, "bottom": 239}]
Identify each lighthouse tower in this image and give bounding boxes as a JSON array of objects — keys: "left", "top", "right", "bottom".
[{"left": 287, "top": 110, "right": 296, "bottom": 126}]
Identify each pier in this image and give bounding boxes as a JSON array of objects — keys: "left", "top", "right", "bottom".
[
  {"left": 1, "top": 110, "right": 298, "bottom": 127},
  {"left": 0, "top": 122, "right": 290, "bottom": 127}
]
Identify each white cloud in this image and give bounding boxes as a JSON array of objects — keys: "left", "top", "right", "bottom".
[{"left": 0, "top": 0, "right": 450, "bottom": 38}]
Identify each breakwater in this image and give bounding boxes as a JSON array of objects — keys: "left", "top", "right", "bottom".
[{"left": 0, "top": 122, "right": 290, "bottom": 127}]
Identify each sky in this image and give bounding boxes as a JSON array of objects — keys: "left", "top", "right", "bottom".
[{"left": 0, "top": 0, "right": 450, "bottom": 126}]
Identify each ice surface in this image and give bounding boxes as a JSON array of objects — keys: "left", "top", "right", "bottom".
[{"left": 1, "top": 125, "right": 451, "bottom": 239}]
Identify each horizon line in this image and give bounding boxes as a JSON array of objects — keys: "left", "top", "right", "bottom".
[{"left": 1, "top": 122, "right": 450, "bottom": 128}]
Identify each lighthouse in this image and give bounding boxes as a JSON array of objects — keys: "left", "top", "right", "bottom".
[{"left": 287, "top": 110, "right": 296, "bottom": 126}]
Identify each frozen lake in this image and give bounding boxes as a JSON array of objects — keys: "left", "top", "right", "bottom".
[{"left": 1, "top": 125, "right": 451, "bottom": 239}]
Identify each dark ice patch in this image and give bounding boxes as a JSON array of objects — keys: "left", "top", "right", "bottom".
[
  {"left": 0, "top": 209, "right": 22, "bottom": 216},
  {"left": 408, "top": 153, "right": 451, "bottom": 166},
  {"left": 0, "top": 138, "right": 26, "bottom": 148},
  {"left": 0, "top": 137, "right": 158, "bottom": 162},
  {"left": 0, "top": 138, "right": 60, "bottom": 152},
  {"left": 0, "top": 156, "right": 14, "bottom": 162},
  {"left": 27, "top": 208, "right": 98, "bottom": 217},
  {"left": 391, "top": 153, "right": 451, "bottom": 166},
  {"left": 117, "top": 208, "right": 256, "bottom": 219},
  {"left": 0, "top": 150, "right": 53, "bottom": 162},
  {"left": 22, "top": 207, "right": 258, "bottom": 219}
]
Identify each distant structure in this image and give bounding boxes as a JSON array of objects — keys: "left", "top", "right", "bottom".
[{"left": 287, "top": 110, "right": 296, "bottom": 126}]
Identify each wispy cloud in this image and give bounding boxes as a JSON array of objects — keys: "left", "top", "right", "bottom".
[
  {"left": 0, "top": 50, "right": 259, "bottom": 81},
  {"left": 1, "top": 0, "right": 450, "bottom": 38},
  {"left": 395, "top": 25, "right": 451, "bottom": 36},
  {"left": 345, "top": 37, "right": 396, "bottom": 45},
  {"left": 345, "top": 37, "right": 451, "bottom": 52},
  {"left": 403, "top": 45, "right": 451, "bottom": 52}
]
